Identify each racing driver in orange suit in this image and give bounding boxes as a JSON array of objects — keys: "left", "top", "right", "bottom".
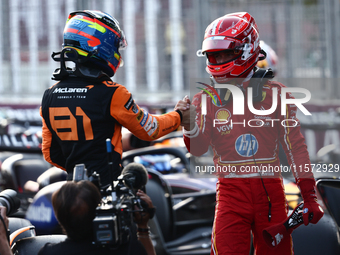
[
  {"left": 40, "top": 10, "right": 190, "bottom": 186},
  {"left": 182, "top": 12, "right": 324, "bottom": 254}
]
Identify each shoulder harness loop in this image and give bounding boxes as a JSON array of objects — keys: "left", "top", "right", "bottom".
[{"left": 249, "top": 67, "right": 274, "bottom": 102}]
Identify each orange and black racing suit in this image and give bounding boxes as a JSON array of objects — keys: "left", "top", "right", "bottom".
[{"left": 40, "top": 77, "right": 181, "bottom": 185}]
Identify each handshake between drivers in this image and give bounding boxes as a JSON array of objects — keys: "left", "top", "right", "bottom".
[{"left": 175, "top": 95, "right": 196, "bottom": 131}]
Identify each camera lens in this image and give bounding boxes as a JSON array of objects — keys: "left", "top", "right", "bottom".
[{"left": 0, "top": 189, "right": 21, "bottom": 216}]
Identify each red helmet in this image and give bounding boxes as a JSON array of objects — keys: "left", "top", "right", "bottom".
[{"left": 199, "top": 12, "right": 261, "bottom": 83}]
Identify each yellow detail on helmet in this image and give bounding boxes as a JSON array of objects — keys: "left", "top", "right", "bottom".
[
  {"left": 114, "top": 52, "right": 120, "bottom": 60},
  {"left": 74, "top": 17, "right": 106, "bottom": 33},
  {"left": 64, "top": 46, "right": 88, "bottom": 57}
]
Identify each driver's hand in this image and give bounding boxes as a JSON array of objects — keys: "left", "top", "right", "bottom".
[
  {"left": 302, "top": 199, "right": 324, "bottom": 225},
  {"left": 181, "top": 104, "right": 196, "bottom": 131},
  {"left": 174, "top": 95, "right": 191, "bottom": 112}
]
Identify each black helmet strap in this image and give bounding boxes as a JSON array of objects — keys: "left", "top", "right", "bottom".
[
  {"left": 51, "top": 48, "right": 110, "bottom": 81},
  {"left": 211, "top": 67, "right": 274, "bottom": 105},
  {"left": 259, "top": 49, "right": 267, "bottom": 61}
]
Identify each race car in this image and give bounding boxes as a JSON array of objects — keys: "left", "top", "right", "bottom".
[{"left": 0, "top": 103, "right": 339, "bottom": 254}]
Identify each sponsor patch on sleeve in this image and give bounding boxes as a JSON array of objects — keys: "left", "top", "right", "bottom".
[
  {"left": 132, "top": 103, "right": 139, "bottom": 114},
  {"left": 136, "top": 110, "right": 144, "bottom": 121},
  {"left": 140, "top": 112, "right": 149, "bottom": 127},
  {"left": 147, "top": 118, "right": 158, "bottom": 136},
  {"left": 124, "top": 95, "right": 134, "bottom": 110},
  {"left": 151, "top": 126, "right": 160, "bottom": 139},
  {"left": 144, "top": 116, "right": 153, "bottom": 132}
]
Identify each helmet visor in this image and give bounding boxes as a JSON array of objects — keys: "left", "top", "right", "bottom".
[
  {"left": 202, "top": 37, "right": 243, "bottom": 53},
  {"left": 118, "top": 30, "right": 128, "bottom": 50},
  {"left": 206, "top": 49, "right": 242, "bottom": 65}
]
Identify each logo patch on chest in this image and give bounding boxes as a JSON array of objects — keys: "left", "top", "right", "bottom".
[
  {"left": 215, "top": 108, "right": 231, "bottom": 122},
  {"left": 235, "top": 134, "right": 258, "bottom": 157}
]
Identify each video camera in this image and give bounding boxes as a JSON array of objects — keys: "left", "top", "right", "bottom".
[
  {"left": 73, "top": 162, "right": 149, "bottom": 249},
  {"left": 0, "top": 189, "right": 21, "bottom": 216}
]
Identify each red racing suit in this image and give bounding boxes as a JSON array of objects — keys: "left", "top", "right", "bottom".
[
  {"left": 183, "top": 79, "right": 315, "bottom": 255},
  {"left": 41, "top": 77, "right": 181, "bottom": 185}
]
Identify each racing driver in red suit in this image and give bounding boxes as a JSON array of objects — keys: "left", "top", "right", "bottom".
[{"left": 182, "top": 12, "right": 324, "bottom": 255}]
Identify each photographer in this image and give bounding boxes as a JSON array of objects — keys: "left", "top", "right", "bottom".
[
  {"left": 0, "top": 181, "right": 155, "bottom": 255},
  {"left": 37, "top": 180, "right": 156, "bottom": 255},
  {"left": 0, "top": 206, "right": 12, "bottom": 255}
]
